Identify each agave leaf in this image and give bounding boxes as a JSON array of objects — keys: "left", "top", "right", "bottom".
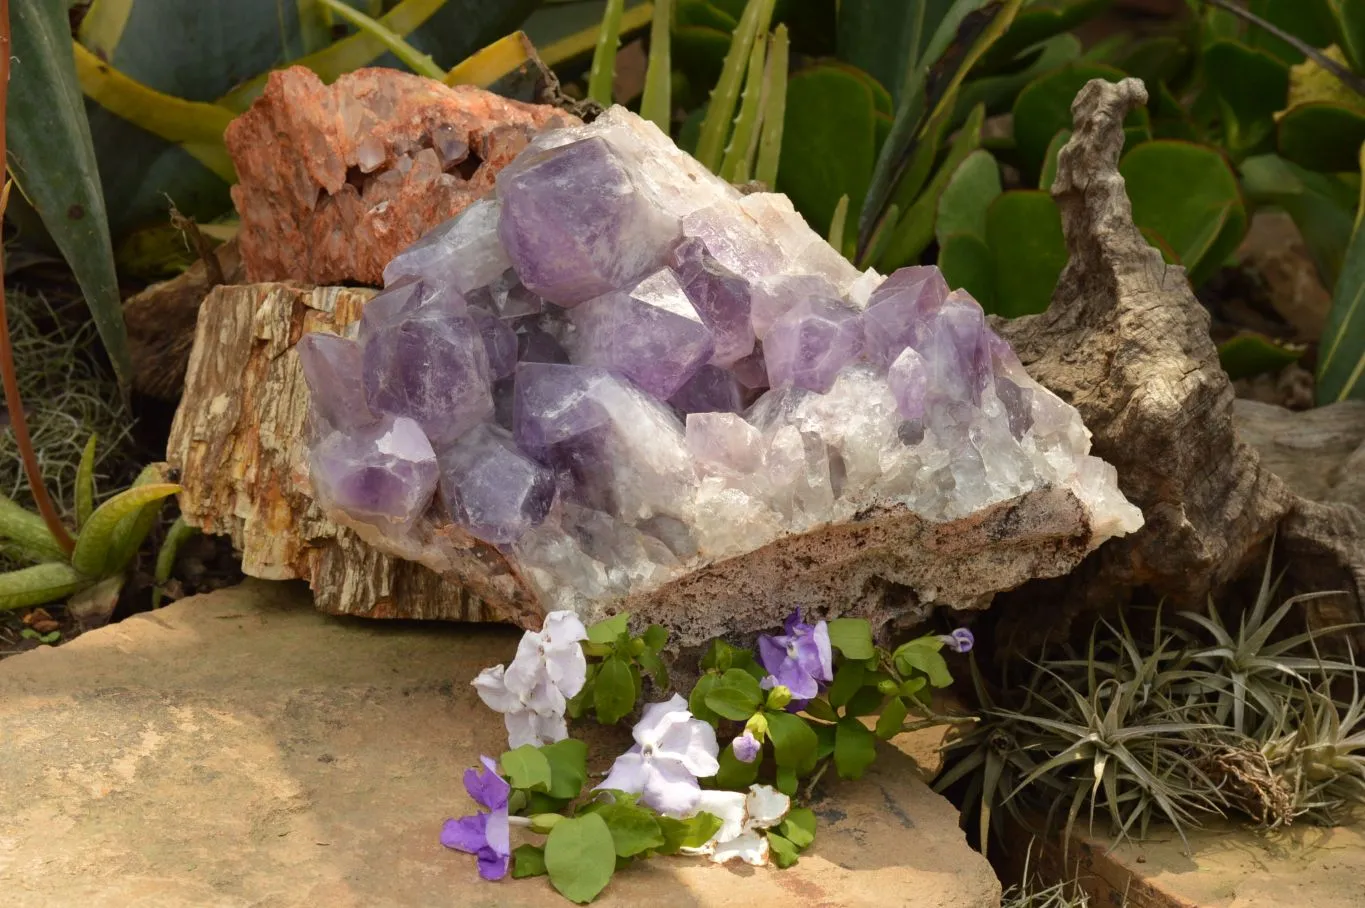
[
  {"left": 10, "top": 0, "right": 130, "bottom": 387},
  {"left": 444, "top": 32, "right": 538, "bottom": 96},
  {"left": 532, "top": 0, "right": 654, "bottom": 70},
  {"left": 695, "top": 0, "right": 776, "bottom": 173},
  {"left": 75, "top": 435, "right": 98, "bottom": 531},
  {"left": 720, "top": 29, "right": 767, "bottom": 182},
  {"left": 0, "top": 562, "right": 92, "bottom": 611},
  {"left": 588, "top": 0, "right": 628, "bottom": 105},
  {"left": 753, "top": 23, "right": 789, "bottom": 187},
  {"left": 639, "top": 0, "right": 673, "bottom": 131},
  {"left": 70, "top": 481, "right": 181, "bottom": 578},
  {"left": 0, "top": 494, "right": 67, "bottom": 565}
]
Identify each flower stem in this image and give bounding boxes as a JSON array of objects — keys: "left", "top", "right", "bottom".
[{"left": 0, "top": 0, "right": 75, "bottom": 555}]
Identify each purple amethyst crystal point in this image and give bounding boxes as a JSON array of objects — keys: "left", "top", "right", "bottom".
[
  {"left": 512, "top": 362, "right": 615, "bottom": 450},
  {"left": 468, "top": 269, "right": 544, "bottom": 320},
  {"left": 750, "top": 273, "right": 841, "bottom": 341},
  {"left": 568, "top": 268, "right": 715, "bottom": 399},
  {"left": 668, "top": 364, "right": 743, "bottom": 415},
  {"left": 730, "top": 348, "right": 770, "bottom": 394},
  {"left": 362, "top": 300, "right": 493, "bottom": 448},
  {"left": 862, "top": 265, "right": 950, "bottom": 366},
  {"left": 470, "top": 307, "right": 518, "bottom": 380},
  {"left": 383, "top": 197, "right": 511, "bottom": 295},
  {"left": 888, "top": 347, "right": 928, "bottom": 422},
  {"left": 916, "top": 290, "right": 992, "bottom": 407},
  {"left": 495, "top": 137, "right": 681, "bottom": 306},
  {"left": 669, "top": 237, "right": 755, "bottom": 367},
  {"left": 298, "top": 332, "right": 375, "bottom": 433},
  {"left": 763, "top": 298, "right": 864, "bottom": 394},
  {"left": 439, "top": 424, "right": 555, "bottom": 544},
  {"left": 310, "top": 414, "right": 438, "bottom": 533},
  {"left": 517, "top": 325, "right": 572, "bottom": 365},
  {"left": 359, "top": 276, "right": 462, "bottom": 342}
]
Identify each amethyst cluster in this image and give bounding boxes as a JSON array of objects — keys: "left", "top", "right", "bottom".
[{"left": 299, "top": 108, "right": 1141, "bottom": 609}]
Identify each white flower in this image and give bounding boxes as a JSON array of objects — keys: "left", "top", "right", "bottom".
[
  {"left": 596, "top": 694, "right": 720, "bottom": 817},
  {"left": 472, "top": 611, "right": 588, "bottom": 749},
  {"left": 686, "top": 784, "right": 791, "bottom": 865}
]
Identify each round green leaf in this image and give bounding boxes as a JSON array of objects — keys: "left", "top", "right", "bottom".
[
  {"left": 704, "top": 668, "right": 763, "bottom": 721},
  {"left": 1012, "top": 63, "right": 1134, "bottom": 182},
  {"left": 779, "top": 806, "right": 817, "bottom": 850},
  {"left": 540, "top": 738, "right": 589, "bottom": 800},
  {"left": 500, "top": 744, "right": 552, "bottom": 793},
  {"left": 874, "top": 695, "right": 911, "bottom": 740},
  {"left": 512, "top": 843, "right": 548, "bottom": 878},
  {"left": 937, "top": 149, "right": 1002, "bottom": 245},
  {"left": 1204, "top": 40, "right": 1289, "bottom": 157},
  {"left": 984, "top": 191, "right": 1067, "bottom": 317},
  {"left": 1245, "top": 0, "right": 1339, "bottom": 64},
  {"left": 594, "top": 656, "right": 637, "bottom": 725},
  {"left": 827, "top": 660, "right": 867, "bottom": 710},
  {"left": 826, "top": 617, "right": 875, "bottom": 660},
  {"left": 1277, "top": 103, "right": 1365, "bottom": 174},
  {"left": 938, "top": 233, "right": 997, "bottom": 312},
  {"left": 768, "top": 832, "right": 801, "bottom": 868},
  {"left": 714, "top": 741, "right": 761, "bottom": 789},
  {"left": 765, "top": 710, "right": 819, "bottom": 773},
  {"left": 834, "top": 717, "right": 878, "bottom": 780},
  {"left": 1119, "top": 140, "right": 1247, "bottom": 288},
  {"left": 689, "top": 672, "right": 722, "bottom": 726},
  {"left": 595, "top": 802, "right": 666, "bottom": 857},
  {"left": 778, "top": 65, "right": 878, "bottom": 237},
  {"left": 545, "top": 814, "right": 617, "bottom": 904},
  {"left": 587, "top": 612, "right": 630, "bottom": 645},
  {"left": 1218, "top": 333, "right": 1305, "bottom": 381}
]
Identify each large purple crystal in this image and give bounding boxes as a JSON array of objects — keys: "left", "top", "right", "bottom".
[
  {"left": 298, "top": 332, "right": 374, "bottom": 432},
  {"left": 362, "top": 297, "right": 493, "bottom": 448},
  {"left": 439, "top": 424, "right": 555, "bottom": 544},
  {"left": 568, "top": 268, "right": 715, "bottom": 399},
  {"left": 310, "top": 414, "right": 439, "bottom": 533},
  {"left": 304, "top": 106, "right": 1142, "bottom": 598},
  {"left": 496, "top": 137, "right": 681, "bottom": 306},
  {"left": 763, "top": 297, "right": 864, "bottom": 393}
]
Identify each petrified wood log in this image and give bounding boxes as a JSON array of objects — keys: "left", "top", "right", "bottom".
[{"left": 990, "top": 78, "right": 1365, "bottom": 644}]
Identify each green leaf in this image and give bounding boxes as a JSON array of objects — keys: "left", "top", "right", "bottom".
[
  {"left": 678, "top": 0, "right": 738, "bottom": 30},
  {"left": 765, "top": 710, "right": 818, "bottom": 773},
  {"left": 588, "top": 0, "right": 627, "bottom": 105},
  {"left": 827, "top": 660, "right": 867, "bottom": 710},
  {"left": 1245, "top": 0, "right": 1339, "bottom": 64},
  {"left": 0, "top": 494, "right": 67, "bottom": 565},
  {"left": 835, "top": 0, "right": 927, "bottom": 105},
  {"left": 696, "top": 0, "right": 778, "bottom": 172},
  {"left": 938, "top": 233, "right": 997, "bottom": 311},
  {"left": 0, "top": 562, "right": 92, "bottom": 611},
  {"left": 541, "top": 738, "right": 590, "bottom": 800},
  {"left": 70, "top": 481, "right": 180, "bottom": 578},
  {"left": 1218, "top": 333, "right": 1306, "bottom": 380},
  {"left": 1039, "top": 129, "right": 1072, "bottom": 192},
  {"left": 954, "top": 33, "right": 1082, "bottom": 122},
  {"left": 984, "top": 190, "right": 1067, "bottom": 317},
  {"left": 75, "top": 435, "right": 98, "bottom": 531},
  {"left": 642, "top": 624, "right": 668, "bottom": 652},
  {"left": 714, "top": 741, "right": 762, "bottom": 788},
  {"left": 1119, "top": 140, "right": 1248, "bottom": 287},
  {"left": 826, "top": 617, "right": 875, "bottom": 660},
  {"left": 721, "top": 28, "right": 769, "bottom": 183},
  {"left": 777, "top": 65, "right": 878, "bottom": 238},
  {"left": 11, "top": 0, "right": 130, "bottom": 387},
  {"left": 101, "top": 466, "right": 179, "bottom": 577},
  {"left": 1011, "top": 63, "right": 1138, "bottom": 183},
  {"left": 635, "top": 646, "right": 671, "bottom": 690},
  {"left": 779, "top": 806, "right": 817, "bottom": 850},
  {"left": 834, "top": 717, "right": 878, "bottom": 780},
  {"left": 842, "top": 685, "right": 885, "bottom": 718},
  {"left": 1336, "top": 0, "right": 1365, "bottom": 73},
  {"left": 775, "top": 764, "right": 799, "bottom": 796},
  {"left": 875, "top": 696, "right": 911, "bottom": 740},
  {"left": 689, "top": 672, "right": 722, "bottom": 726},
  {"left": 705, "top": 668, "right": 764, "bottom": 720},
  {"left": 545, "top": 813, "right": 617, "bottom": 904},
  {"left": 314, "top": 0, "right": 443, "bottom": 78},
  {"left": 893, "top": 638, "right": 953, "bottom": 687},
  {"left": 1241, "top": 153, "right": 1357, "bottom": 289},
  {"left": 1318, "top": 206, "right": 1365, "bottom": 402},
  {"left": 755, "top": 23, "right": 790, "bottom": 187},
  {"left": 1277, "top": 103, "right": 1365, "bottom": 174},
  {"left": 937, "top": 148, "right": 1001, "bottom": 247},
  {"left": 501, "top": 744, "right": 553, "bottom": 793},
  {"left": 680, "top": 811, "right": 725, "bottom": 849},
  {"left": 767, "top": 832, "right": 801, "bottom": 867},
  {"left": 1204, "top": 40, "right": 1289, "bottom": 158},
  {"left": 512, "top": 843, "right": 548, "bottom": 878},
  {"left": 978, "top": 0, "right": 1110, "bottom": 70},
  {"left": 587, "top": 612, "right": 630, "bottom": 645},
  {"left": 151, "top": 516, "right": 198, "bottom": 608},
  {"left": 594, "top": 656, "right": 637, "bottom": 725},
  {"left": 598, "top": 802, "right": 666, "bottom": 857}
]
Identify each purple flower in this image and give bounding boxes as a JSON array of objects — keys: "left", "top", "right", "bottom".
[
  {"left": 441, "top": 756, "right": 511, "bottom": 880},
  {"left": 939, "top": 628, "right": 974, "bottom": 654},
  {"left": 732, "top": 730, "right": 762, "bottom": 764},
  {"left": 758, "top": 611, "right": 834, "bottom": 701}
]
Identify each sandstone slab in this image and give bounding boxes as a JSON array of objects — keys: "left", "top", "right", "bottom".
[
  {"left": 227, "top": 67, "right": 576, "bottom": 287},
  {"left": 0, "top": 582, "right": 1000, "bottom": 908}
]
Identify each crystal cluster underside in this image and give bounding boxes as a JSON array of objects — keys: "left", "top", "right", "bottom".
[{"left": 299, "top": 106, "right": 1143, "bottom": 611}]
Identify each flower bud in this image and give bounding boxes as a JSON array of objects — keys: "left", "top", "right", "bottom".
[
  {"left": 732, "top": 730, "right": 762, "bottom": 763},
  {"left": 765, "top": 684, "right": 793, "bottom": 710},
  {"left": 744, "top": 712, "right": 769, "bottom": 740},
  {"left": 529, "top": 813, "right": 563, "bottom": 834},
  {"left": 877, "top": 679, "right": 898, "bottom": 695}
]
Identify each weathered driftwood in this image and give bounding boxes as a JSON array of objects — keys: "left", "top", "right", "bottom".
[
  {"left": 165, "top": 279, "right": 1104, "bottom": 642},
  {"left": 1233, "top": 399, "right": 1365, "bottom": 512},
  {"left": 990, "top": 78, "right": 1365, "bottom": 644}
]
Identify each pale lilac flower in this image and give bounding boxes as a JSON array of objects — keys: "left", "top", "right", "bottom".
[
  {"left": 441, "top": 756, "right": 512, "bottom": 880},
  {"left": 758, "top": 611, "right": 833, "bottom": 700},
  {"left": 732, "top": 730, "right": 762, "bottom": 763},
  {"left": 685, "top": 784, "right": 791, "bottom": 865},
  {"left": 596, "top": 694, "right": 720, "bottom": 817},
  {"left": 939, "top": 628, "right": 974, "bottom": 654},
  {"left": 472, "top": 611, "right": 588, "bottom": 748}
]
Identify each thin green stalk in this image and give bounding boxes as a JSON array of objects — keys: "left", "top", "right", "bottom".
[
  {"left": 754, "top": 23, "right": 788, "bottom": 187},
  {"left": 314, "top": 0, "right": 444, "bottom": 80},
  {"left": 720, "top": 30, "right": 767, "bottom": 182},
  {"left": 639, "top": 0, "right": 673, "bottom": 131},
  {"left": 0, "top": 0, "right": 73, "bottom": 556},
  {"left": 1204, "top": 0, "right": 1365, "bottom": 97},
  {"left": 695, "top": 0, "right": 777, "bottom": 173},
  {"left": 151, "top": 516, "right": 198, "bottom": 608},
  {"left": 588, "top": 0, "right": 627, "bottom": 106},
  {"left": 827, "top": 193, "right": 850, "bottom": 252}
]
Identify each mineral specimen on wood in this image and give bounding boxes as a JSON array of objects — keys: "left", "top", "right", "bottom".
[
  {"left": 226, "top": 67, "right": 578, "bottom": 287},
  {"left": 274, "top": 105, "right": 1142, "bottom": 640}
]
